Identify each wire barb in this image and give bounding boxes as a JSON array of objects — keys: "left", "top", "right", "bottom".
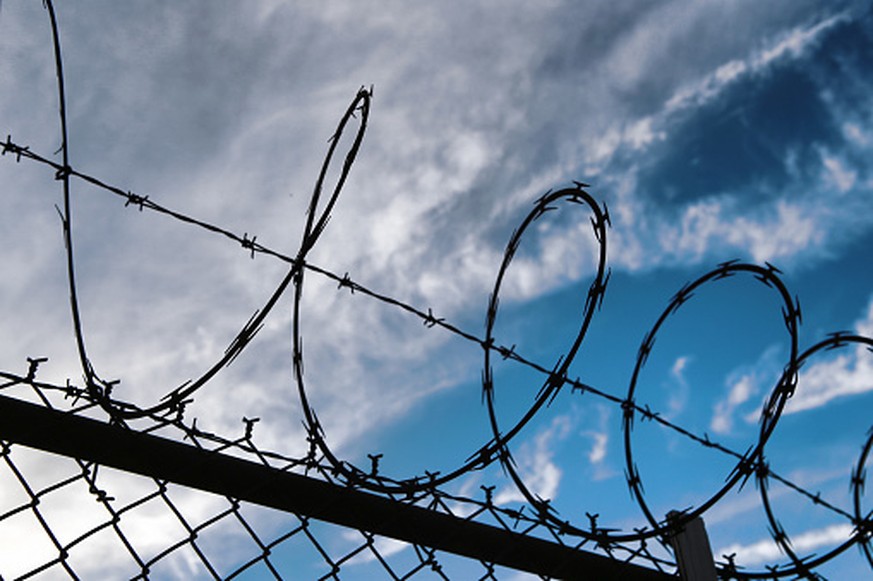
[{"left": 1, "top": 5, "right": 870, "bottom": 577}]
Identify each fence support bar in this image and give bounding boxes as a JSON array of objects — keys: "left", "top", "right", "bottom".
[
  {"left": 0, "top": 394, "right": 672, "bottom": 580},
  {"left": 666, "top": 511, "right": 717, "bottom": 581}
]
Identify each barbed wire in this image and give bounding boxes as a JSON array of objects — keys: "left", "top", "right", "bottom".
[
  {"left": 5, "top": 128, "right": 871, "bottom": 576},
  {"left": 0, "top": 370, "right": 676, "bottom": 580},
  {"left": 1, "top": 1, "right": 871, "bottom": 579}
]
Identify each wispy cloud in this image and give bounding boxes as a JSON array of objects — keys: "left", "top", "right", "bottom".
[
  {"left": 784, "top": 298, "right": 873, "bottom": 414},
  {"left": 0, "top": 455, "right": 250, "bottom": 580},
  {"left": 711, "top": 346, "right": 782, "bottom": 435},
  {"left": 716, "top": 523, "right": 853, "bottom": 566},
  {"left": 665, "top": 12, "right": 849, "bottom": 114},
  {"left": 494, "top": 414, "right": 572, "bottom": 505},
  {"left": 729, "top": 297, "right": 873, "bottom": 424},
  {"left": 341, "top": 531, "right": 410, "bottom": 566},
  {"left": 821, "top": 151, "right": 859, "bottom": 193},
  {"left": 591, "top": 8, "right": 872, "bottom": 274},
  {"left": 1, "top": 3, "right": 872, "bottom": 577},
  {"left": 667, "top": 355, "right": 691, "bottom": 416},
  {"left": 712, "top": 375, "right": 757, "bottom": 435},
  {"left": 579, "top": 9, "right": 850, "bottom": 178},
  {"left": 0, "top": 0, "right": 867, "bottom": 490},
  {"left": 587, "top": 432, "right": 608, "bottom": 465},
  {"left": 580, "top": 404, "right": 615, "bottom": 481}
]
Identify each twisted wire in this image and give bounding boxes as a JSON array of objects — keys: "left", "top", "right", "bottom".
[
  {"left": 5, "top": 123, "right": 872, "bottom": 575},
  {"left": 0, "top": 370, "right": 673, "bottom": 578},
  {"left": 1, "top": 1, "right": 871, "bottom": 578}
]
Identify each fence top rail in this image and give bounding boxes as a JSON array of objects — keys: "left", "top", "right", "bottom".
[{"left": 0, "top": 392, "right": 674, "bottom": 581}]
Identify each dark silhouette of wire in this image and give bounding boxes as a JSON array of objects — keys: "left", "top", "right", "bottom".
[{"left": 1, "top": 3, "right": 870, "bottom": 578}]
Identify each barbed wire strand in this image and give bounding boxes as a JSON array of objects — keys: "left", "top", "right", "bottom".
[
  {"left": 5, "top": 127, "right": 873, "bottom": 576},
  {"left": 0, "top": 2, "right": 870, "bottom": 579}
]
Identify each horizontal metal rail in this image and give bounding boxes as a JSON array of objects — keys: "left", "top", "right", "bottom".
[{"left": 0, "top": 394, "right": 673, "bottom": 580}]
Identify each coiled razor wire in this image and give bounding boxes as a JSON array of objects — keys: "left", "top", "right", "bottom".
[
  {"left": 4, "top": 370, "right": 673, "bottom": 580},
  {"left": 0, "top": 1, "right": 871, "bottom": 579}
]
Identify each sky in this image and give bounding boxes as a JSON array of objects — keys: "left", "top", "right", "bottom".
[{"left": 1, "top": 0, "right": 872, "bottom": 579}]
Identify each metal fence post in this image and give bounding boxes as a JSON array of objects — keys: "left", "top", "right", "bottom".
[{"left": 667, "top": 511, "right": 717, "bottom": 581}]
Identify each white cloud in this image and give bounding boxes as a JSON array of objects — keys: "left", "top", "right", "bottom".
[
  {"left": 1, "top": 1, "right": 871, "bottom": 577},
  {"left": 843, "top": 122, "right": 870, "bottom": 147},
  {"left": 665, "top": 12, "right": 848, "bottom": 114},
  {"left": 671, "top": 356, "right": 689, "bottom": 378},
  {"left": 784, "top": 299, "right": 873, "bottom": 414},
  {"left": 731, "top": 298, "right": 873, "bottom": 423},
  {"left": 651, "top": 197, "right": 824, "bottom": 269},
  {"left": 821, "top": 152, "right": 858, "bottom": 193},
  {"left": 716, "top": 523, "right": 853, "bottom": 566},
  {"left": 587, "top": 432, "right": 608, "bottom": 465},
  {"left": 581, "top": 404, "right": 618, "bottom": 482},
  {"left": 2, "top": 2, "right": 862, "bottom": 423},
  {"left": 342, "top": 531, "right": 410, "bottom": 566},
  {"left": 494, "top": 415, "right": 572, "bottom": 505},
  {"left": 584, "top": 119, "right": 666, "bottom": 170},
  {"left": 858, "top": 298, "right": 873, "bottom": 338},
  {"left": 787, "top": 347, "right": 873, "bottom": 414},
  {"left": 729, "top": 202, "right": 822, "bottom": 264},
  {"left": 590, "top": 7, "right": 869, "bottom": 274},
  {"left": 666, "top": 355, "right": 691, "bottom": 417},
  {"left": 0, "top": 451, "right": 251, "bottom": 580},
  {"left": 711, "top": 375, "right": 757, "bottom": 435},
  {"left": 711, "top": 346, "right": 783, "bottom": 434}
]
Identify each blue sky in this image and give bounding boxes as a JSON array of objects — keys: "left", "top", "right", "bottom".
[{"left": 1, "top": 1, "right": 872, "bottom": 578}]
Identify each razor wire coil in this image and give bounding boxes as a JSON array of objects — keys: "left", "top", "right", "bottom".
[{"left": 0, "top": 2, "right": 871, "bottom": 579}]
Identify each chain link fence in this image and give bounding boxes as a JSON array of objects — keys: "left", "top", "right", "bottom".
[{"left": 2, "top": 2, "right": 872, "bottom": 579}]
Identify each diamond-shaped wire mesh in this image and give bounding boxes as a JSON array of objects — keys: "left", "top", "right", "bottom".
[
  {"left": 0, "top": 378, "right": 673, "bottom": 580},
  {"left": 2, "top": 3, "right": 872, "bottom": 580}
]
